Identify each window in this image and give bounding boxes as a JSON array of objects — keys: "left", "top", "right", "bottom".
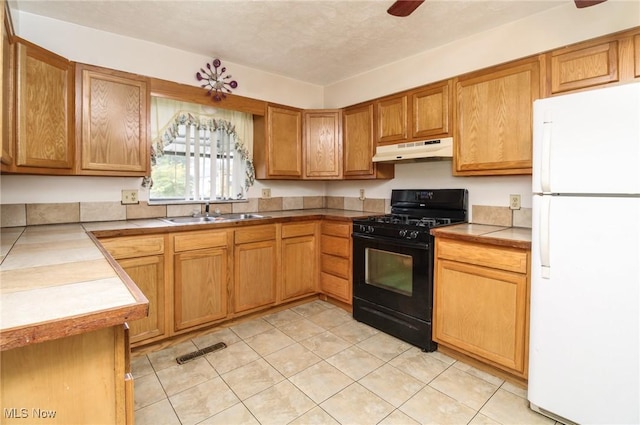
[{"left": 147, "top": 98, "right": 255, "bottom": 202}]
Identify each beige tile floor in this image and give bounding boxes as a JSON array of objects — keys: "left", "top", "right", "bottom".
[{"left": 132, "top": 300, "right": 559, "bottom": 425}]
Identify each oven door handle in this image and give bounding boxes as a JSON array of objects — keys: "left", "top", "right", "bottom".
[{"left": 351, "top": 233, "right": 430, "bottom": 250}]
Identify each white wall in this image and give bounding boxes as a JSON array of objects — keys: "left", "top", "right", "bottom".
[
  {"left": 327, "top": 161, "right": 531, "bottom": 208},
  {"left": 3, "top": 5, "right": 638, "bottom": 209}
]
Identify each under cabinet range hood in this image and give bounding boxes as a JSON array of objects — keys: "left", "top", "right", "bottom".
[{"left": 372, "top": 137, "right": 453, "bottom": 163}]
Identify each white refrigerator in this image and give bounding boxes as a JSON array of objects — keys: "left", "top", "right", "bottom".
[{"left": 529, "top": 82, "right": 640, "bottom": 425}]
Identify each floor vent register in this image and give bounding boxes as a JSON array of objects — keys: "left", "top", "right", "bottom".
[{"left": 176, "top": 342, "right": 227, "bottom": 365}]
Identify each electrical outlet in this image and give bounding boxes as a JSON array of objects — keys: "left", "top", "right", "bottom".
[
  {"left": 121, "top": 190, "right": 139, "bottom": 205},
  {"left": 509, "top": 194, "right": 521, "bottom": 210},
  {"left": 261, "top": 188, "right": 271, "bottom": 199},
  {"left": 359, "top": 189, "right": 366, "bottom": 201}
]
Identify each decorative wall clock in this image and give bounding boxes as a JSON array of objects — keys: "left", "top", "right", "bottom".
[{"left": 196, "top": 58, "right": 238, "bottom": 101}]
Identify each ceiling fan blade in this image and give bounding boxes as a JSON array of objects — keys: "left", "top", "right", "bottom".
[
  {"left": 574, "top": 0, "right": 607, "bottom": 8},
  {"left": 387, "top": 0, "right": 425, "bottom": 17}
]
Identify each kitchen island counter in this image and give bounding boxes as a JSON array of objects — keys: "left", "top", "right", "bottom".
[{"left": 0, "top": 224, "right": 149, "bottom": 351}]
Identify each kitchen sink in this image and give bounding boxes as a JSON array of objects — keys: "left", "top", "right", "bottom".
[
  {"left": 219, "top": 213, "right": 269, "bottom": 220},
  {"left": 160, "top": 216, "right": 227, "bottom": 224},
  {"left": 160, "top": 213, "right": 270, "bottom": 225}
]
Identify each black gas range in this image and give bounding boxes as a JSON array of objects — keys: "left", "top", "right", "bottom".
[{"left": 352, "top": 189, "right": 468, "bottom": 351}]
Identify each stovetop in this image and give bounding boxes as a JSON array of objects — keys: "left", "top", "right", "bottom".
[
  {"left": 352, "top": 189, "right": 468, "bottom": 242},
  {"left": 363, "top": 214, "right": 456, "bottom": 227}
]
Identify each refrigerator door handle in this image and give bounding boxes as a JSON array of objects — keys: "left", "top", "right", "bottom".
[
  {"left": 540, "top": 111, "right": 553, "bottom": 193},
  {"left": 540, "top": 196, "right": 551, "bottom": 279}
]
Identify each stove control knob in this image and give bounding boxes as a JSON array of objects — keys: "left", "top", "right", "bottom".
[
  {"left": 358, "top": 225, "right": 367, "bottom": 233},
  {"left": 399, "top": 229, "right": 408, "bottom": 237},
  {"left": 409, "top": 231, "right": 419, "bottom": 239},
  {"left": 367, "top": 226, "right": 375, "bottom": 233}
]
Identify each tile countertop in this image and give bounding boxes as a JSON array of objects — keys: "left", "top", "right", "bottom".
[
  {"left": 430, "top": 223, "right": 532, "bottom": 250},
  {"left": 0, "top": 224, "right": 150, "bottom": 351},
  {"left": 0, "top": 209, "right": 368, "bottom": 351}
]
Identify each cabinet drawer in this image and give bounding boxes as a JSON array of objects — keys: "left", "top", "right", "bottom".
[
  {"left": 436, "top": 239, "right": 528, "bottom": 274},
  {"left": 320, "top": 272, "right": 350, "bottom": 303},
  {"left": 173, "top": 230, "right": 228, "bottom": 252},
  {"left": 235, "top": 225, "right": 277, "bottom": 244},
  {"left": 321, "top": 254, "right": 350, "bottom": 279},
  {"left": 100, "top": 235, "right": 164, "bottom": 259},
  {"left": 282, "top": 222, "right": 316, "bottom": 238},
  {"left": 321, "top": 221, "right": 351, "bottom": 238},
  {"left": 321, "top": 235, "right": 350, "bottom": 258}
]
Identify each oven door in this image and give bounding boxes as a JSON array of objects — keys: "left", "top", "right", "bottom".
[{"left": 352, "top": 233, "right": 433, "bottom": 320}]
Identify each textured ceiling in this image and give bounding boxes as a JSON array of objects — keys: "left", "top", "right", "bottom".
[{"left": 14, "top": 0, "right": 566, "bottom": 85}]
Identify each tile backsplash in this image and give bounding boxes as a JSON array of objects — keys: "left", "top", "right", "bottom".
[
  {"left": 0, "top": 196, "right": 386, "bottom": 228},
  {"left": 471, "top": 205, "right": 532, "bottom": 228},
  {"left": 0, "top": 198, "right": 531, "bottom": 228}
]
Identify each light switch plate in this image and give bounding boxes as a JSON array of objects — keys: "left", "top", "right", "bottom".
[{"left": 261, "top": 188, "right": 271, "bottom": 199}]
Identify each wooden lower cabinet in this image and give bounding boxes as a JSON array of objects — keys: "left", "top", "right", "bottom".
[
  {"left": 281, "top": 221, "right": 318, "bottom": 302},
  {"left": 96, "top": 219, "right": 354, "bottom": 347},
  {"left": 319, "top": 220, "right": 352, "bottom": 304},
  {"left": 233, "top": 225, "right": 278, "bottom": 314},
  {"left": 0, "top": 325, "right": 131, "bottom": 424},
  {"left": 118, "top": 255, "right": 165, "bottom": 343},
  {"left": 433, "top": 238, "right": 530, "bottom": 378},
  {"left": 99, "top": 235, "right": 167, "bottom": 345},
  {"left": 174, "top": 247, "right": 229, "bottom": 331},
  {"left": 173, "top": 230, "right": 231, "bottom": 332}
]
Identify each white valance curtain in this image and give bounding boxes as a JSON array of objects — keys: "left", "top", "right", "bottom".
[{"left": 149, "top": 97, "right": 255, "bottom": 200}]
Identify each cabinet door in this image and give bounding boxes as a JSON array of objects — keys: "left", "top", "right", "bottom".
[
  {"left": 174, "top": 247, "right": 228, "bottom": 331},
  {"left": 234, "top": 240, "right": 277, "bottom": 313},
  {"left": 434, "top": 259, "right": 528, "bottom": 375},
  {"left": 1, "top": 4, "right": 14, "bottom": 167},
  {"left": 303, "top": 110, "right": 342, "bottom": 179},
  {"left": 118, "top": 255, "right": 166, "bottom": 343},
  {"left": 455, "top": 57, "right": 539, "bottom": 175},
  {"left": 343, "top": 103, "right": 394, "bottom": 180},
  {"left": 281, "top": 234, "right": 317, "bottom": 301},
  {"left": 549, "top": 40, "right": 618, "bottom": 94},
  {"left": 343, "top": 104, "right": 374, "bottom": 177},
  {"left": 376, "top": 93, "right": 408, "bottom": 144},
  {"left": 411, "top": 81, "right": 452, "bottom": 139},
  {"left": 15, "top": 39, "right": 73, "bottom": 170},
  {"left": 78, "top": 64, "right": 149, "bottom": 175},
  {"left": 266, "top": 105, "right": 302, "bottom": 177}
]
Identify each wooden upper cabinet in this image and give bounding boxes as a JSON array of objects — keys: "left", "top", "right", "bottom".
[
  {"left": 76, "top": 64, "right": 149, "bottom": 175},
  {"left": 303, "top": 109, "right": 342, "bottom": 179},
  {"left": 410, "top": 80, "right": 452, "bottom": 139},
  {"left": 254, "top": 105, "right": 302, "bottom": 179},
  {"left": 455, "top": 56, "right": 540, "bottom": 176},
  {"left": 343, "top": 103, "right": 394, "bottom": 179},
  {"left": 375, "top": 93, "right": 408, "bottom": 145},
  {"left": 549, "top": 40, "right": 619, "bottom": 94},
  {"left": 1, "top": 2, "right": 14, "bottom": 168},
  {"left": 15, "top": 39, "right": 74, "bottom": 171}
]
